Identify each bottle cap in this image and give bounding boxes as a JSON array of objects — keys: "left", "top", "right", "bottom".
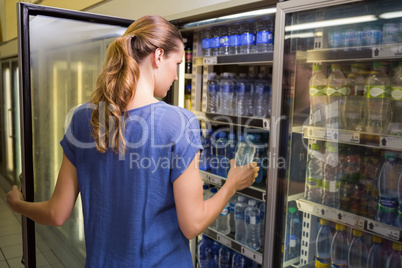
[
  {"left": 288, "top": 207, "right": 297, "bottom": 214},
  {"left": 228, "top": 133, "right": 236, "bottom": 140},
  {"left": 312, "top": 64, "right": 322, "bottom": 72},
  {"left": 248, "top": 199, "right": 257, "bottom": 206},
  {"left": 246, "top": 134, "right": 255, "bottom": 141},
  {"left": 331, "top": 63, "right": 341, "bottom": 70},
  {"left": 320, "top": 218, "right": 329, "bottom": 225},
  {"left": 238, "top": 195, "right": 246, "bottom": 202},
  {"left": 335, "top": 223, "right": 345, "bottom": 231},
  {"left": 385, "top": 151, "right": 397, "bottom": 159},
  {"left": 311, "top": 143, "right": 321, "bottom": 150},
  {"left": 373, "top": 61, "right": 382, "bottom": 68},
  {"left": 393, "top": 242, "right": 402, "bottom": 251},
  {"left": 219, "top": 132, "right": 227, "bottom": 138},
  {"left": 372, "top": 236, "right": 382, "bottom": 243},
  {"left": 328, "top": 145, "right": 338, "bottom": 153},
  {"left": 352, "top": 229, "right": 363, "bottom": 237},
  {"left": 203, "top": 184, "right": 210, "bottom": 190},
  {"left": 211, "top": 187, "right": 217, "bottom": 193}
]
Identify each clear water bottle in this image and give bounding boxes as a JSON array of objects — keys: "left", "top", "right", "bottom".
[
  {"left": 315, "top": 218, "right": 332, "bottom": 268},
  {"left": 218, "top": 246, "right": 232, "bottom": 268},
  {"left": 285, "top": 206, "right": 301, "bottom": 260},
  {"left": 326, "top": 63, "right": 349, "bottom": 129},
  {"left": 205, "top": 129, "right": 213, "bottom": 171},
  {"left": 217, "top": 201, "right": 231, "bottom": 235},
  {"left": 232, "top": 252, "right": 247, "bottom": 268},
  {"left": 247, "top": 74, "right": 256, "bottom": 117},
  {"left": 219, "top": 27, "right": 230, "bottom": 55},
  {"left": 309, "top": 64, "right": 328, "bottom": 127},
  {"left": 201, "top": 29, "right": 211, "bottom": 57},
  {"left": 376, "top": 151, "right": 398, "bottom": 226},
  {"left": 216, "top": 132, "right": 228, "bottom": 177},
  {"left": 197, "top": 235, "right": 213, "bottom": 268},
  {"left": 236, "top": 73, "right": 250, "bottom": 116},
  {"left": 235, "top": 134, "right": 256, "bottom": 166},
  {"left": 210, "top": 28, "right": 220, "bottom": 56},
  {"left": 322, "top": 143, "right": 341, "bottom": 209},
  {"left": 210, "top": 187, "right": 218, "bottom": 229},
  {"left": 255, "top": 19, "right": 273, "bottom": 53},
  {"left": 259, "top": 202, "right": 265, "bottom": 244},
  {"left": 383, "top": 21, "right": 399, "bottom": 45},
  {"left": 348, "top": 229, "right": 368, "bottom": 268},
  {"left": 367, "top": 236, "right": 388, "bottom": 268},
  {"left": 389, "top": 62, "right": 402, "bottom": 135},
  {"left": 229, "top": 194, "right": 237, "bottom": 235},
  {"left": 234, "top": 195, "right": 247, "bottom": 245},
  {"left": 253, "top": 74, "right": 270, "bottom": 118},
  {"left": 304, "top": 142, "right": 324, "bottom": 203},
  {"left": 203, "top": 184, "right": 211, "bottom": 200},
  {"left": 331, "top": 223, "right": 349, "bottom": 268},
  {"left": 211, "top": 132, "right": 220, "bottom": 175},
  {"left": 210, "top": 241, "right": 220, "bottom": 267},
  {"left": 225, "top": 133, "right": 237, "bottom": 177},
  {"left": 365, "top": 62, "right": 391, "bottom": 134},
  {"left": 245, "top": 199, "right": 261, "bottom": 250},
  {"left": 207, "top": 72, "right": 220, "bottom": 113},
  {"left": 240, "top": 23, "right": 256, "bottom": 54},
  {"left": 253, "top": 134, "right": 264, "bottom": 185},
  {"left": 386, "top": 242, "right": 402, "bottom": 268},
  {"left": 219, "top": 72, "right": 235, "bottom": 115},
  {"left": 230, "top": 73, "right": 238, "bottom": 115},
  {"left": 228, "top": 25, "right": 241, "bottom": 55},
  {"left": 199, "top": 130, "right": 208, "bottom": 171},
  {"left": 345, "top": 63, "right": 366, "bottom": 131},
  {"left": 366, "top": 149, "right": 382, "bottom": 220}
]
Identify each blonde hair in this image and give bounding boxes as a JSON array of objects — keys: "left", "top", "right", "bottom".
[{"left": 89, "top": 15, "right": 183, "bottom": 154}]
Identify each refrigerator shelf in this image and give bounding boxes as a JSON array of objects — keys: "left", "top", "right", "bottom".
[
  {"left": 193, "top": 110, "right": 270, "bottom": 130},
  {"left": 200, "top": 171, "right": 266, "bottom": 201},
  {"left": 203, "top": 227, "right": 263, "bottom": 265},
  {"left": 193, "top": 52, "right": 274, "bottom": 66},
  {"left": 302, "top": 126, "right": 402, "bottom": 151},
  {"left": 296, "top": 198, "right": 402, "bottom": 243},
  {"left": 305, "top": 43, "right": 402, "bottom": 63}
]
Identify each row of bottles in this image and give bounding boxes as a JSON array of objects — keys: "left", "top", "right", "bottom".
[
  {"left": 203, "top": 186, "right": 265, "bottom": 251},
  {"left": 304, "top": 140, "right": 402, "bottom": 227},
  {"left": 315, "top": 218, "right": 402, "bottom": 268},
  {"left": 197, "top": 235, "right": 261, "bottom": 268},
  {"left": 207, "top": 72, "right": 271, "bottom": 118},
  {"left": 200, "top": 18, "right": 274, "bottom": 57},
  {"left": 327, "top": 19, "right": 402, "bottom": 49},
  {"left": 309, "top": 61, "right": 402, "bottom": 135},
  {"left": 199, "top": 129, "right": 268, "bottom": 188}
]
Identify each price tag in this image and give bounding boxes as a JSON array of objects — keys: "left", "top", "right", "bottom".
[
  {"left": 341, "top": 214, "right": 365, "bottom": 229},
  {"left": 373, "top": 45, "right": 402, "bottom": 58},
  {"left": 216, "top": 234, "right": 232, "bottom": 247},
  {"left": 379, "top": 136, "right": 402, "bottom": 150},
  {"left": 366, "top": 220, "right": 400, "bottom": 240},
  {"left": 339, "top": 131, "right": 360, "bottom": 143},
  {"left": 210, "top": 175, "right": 222, "bottom": 186},
  {"left": 241, "top": 246, "right": 263, "bottom": 264},
  {"left": 203, "top": 56, "right": 218, "bottom": 65}
]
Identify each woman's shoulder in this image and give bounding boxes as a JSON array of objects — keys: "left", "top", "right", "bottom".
[{"left": 155, "top": 102, "right": 198, "bottom": 123}]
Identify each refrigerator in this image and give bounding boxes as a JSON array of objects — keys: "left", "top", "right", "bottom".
[{"left": 270, "top": 0, "right": 402, "bottom": 267}]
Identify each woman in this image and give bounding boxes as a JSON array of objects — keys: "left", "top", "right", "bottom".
[{"left": 7, "top": 15, "right": 258, "bottom": 267}]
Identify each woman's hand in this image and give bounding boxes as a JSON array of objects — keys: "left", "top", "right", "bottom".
[
  {"left": 7, "top": 185, "right": 24, "bottom": 212},
  {"left": 226, "top": 159, "right": 259, "bottom": 191}
]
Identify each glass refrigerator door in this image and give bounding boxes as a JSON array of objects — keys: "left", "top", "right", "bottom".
[
  {"left": 270, "top": 0, "right": 402, "bottom": 267},
  {"left": 18, "top": 3, "right": 132, "bottom": 266}
]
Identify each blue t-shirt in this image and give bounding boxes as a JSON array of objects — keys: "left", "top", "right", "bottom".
[{"left": 60, "top": 101, "right": 203, "bottom": 267}]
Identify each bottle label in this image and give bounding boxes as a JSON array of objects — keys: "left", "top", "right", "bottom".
[
  {"left": 391, "top": 87, "right": 402, "bottom": 101},
  {"left": 366, "top": 86, "right": 389, "bottom": 98},
  {"left": 256, "top": 31, "right": 273, "bottom": 44},
  {"left": 220, "top": 35, "right": 230, "bottom": 47},
  {"left": 326, "top": 86, "right": 350, "bottom": 96},
  {"left": 289, "top": 235, "right": 296, "bottom": 247},
  {"left": 221, "top": 84, "right": 234, "bottom": 93},
  {"left": 309, "top": 86, "right": 327, "bottom": 96},
  {"left": 220, "top": 206, "right": 230, "bottom": 216},
  {"left": 246, "top": 215, "right": 260, "bottom": 225},
  {"left": 241, "top": 33, "right": 255, "bottom": 45},
  {"left": 210, "top": 37, "right": 220, "bottom": 49},
  {"left": 307, "top": 177, "right": 322, "bottom": 188},
  {"left": 379, "top": 196, "right": 398, "bottom": 211},
  {"left": 202, "top": 38, "right": 210, "bottom": 49},
  {"left": 322, "top": 181, "right": 339, "bottom": 192},
  {"left": 315, "top": 257, "right": 331, "bottom": 268},
  {"left": 229, "top": 34, "right": 241, "bottom": 47}
]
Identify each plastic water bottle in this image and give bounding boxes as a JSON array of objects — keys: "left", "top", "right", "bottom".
[
  {"left": 315, "top": 218, "right": 332, "bottom": 268},
  {"left": 345, "top": 63, "right": 366, "bottom": 131},
  {"left": 210, "top": 241, "right": 220, "bottom": 267},
  {"left": 210, "top": 187, "right": 218, "bottom": 229},
  {"left": 218, "top": 246, "right": 232, "bottom": 268},
  {"left": 232, "top": 252, "right": 247, "bottom": 268},
  {"left": 211, "top": 132, "right": 220, "bottom": 175},
  {"left": 285, "top": 206, "right": 301, "bottom": 260},
  {"left": 236, "top": 73, "right": 250, "bottom": 116},
  {"left": 219, "top": 72, "right": 235, "bottom": 115},
  {"left": 207, "top": 73, "right": 220, "bottom": 114},
  {"left": 199, "top": 130, "right": 208, "bottom": 171},
  {"left": 201, "top": 29, "right": 211, "bottom": 57},
  {"left": 259, "top": 202, "right": 265, "bottom": 244},
  {"left": 304, "top": 142, "right": 324, "bottom": 203},
  {"left": 322, "top": 143, "right": 341, "bottom": 209},
  {"left": 217, "top": 201, "right": 231, "bottom": 235},
  {"left": 253, "top": 74, "right": 270, "bottom": 118},
  {"left": 255, "top": 19, "right": 273, "bottom": 53},
  {"left": 309, "top": 64, "right": 328, "bottom": 127},
  {"left": 348, "top": 229, "right": 368, "bottom": 268},
  {"left": 386, "top": 242, "right": 402, "bottom": 268},
  {"left": 245, "top": 199, "right": 261, "bottom": 250},
  {"left": 218, "top": 27, "right": 230, "bottom": 55},
  {"left": 203, "top": 184, "right": 211, "bottom": 200},
  {"left": 330, "top": 223, "right": 349, "bottom": 268},
  {"left": 397, "top": 167, "right": 402, "bottom": 228},
  {"left": 240, "top": 23, "right": 256, "bottom": 54},
  {"left": 253, "top": 134, "right": 264, "bottom": 185},
  {"left": 376, "top": 151, "right": 398, "bottom": 226},
  {"left": 367, "top": 236, "right": 388, "bottom": 268},
  {"left": 197, "top": 234, "right": 212, "bottom": 268},
  {"left": 210, "top": 28, "right": 220, "bottom": 56},
  {"left": 234, "top": 195, "right": 247, "bottom": 245},
  {"left": 216, "top": 132, "right": 228, "bottom": 177},
  {"left": 205, "top": 129, "right": 213, "bottom": 171},
  {"left": 225, "top": 133, "right": 237, "bottom": 177},
  {"left": 229, "top": 194, "right": 237, "bottom": 235},
  {"left": 326, "top": 63, "right": 349, "bottom": 129},
  {"left": 365, "top": 62, "right": 391, "bottom": 134},
  {"left": 389, "top": 62, "right": 402, "bottom": 135},
  {"left": 235, "top": 134, "right": 256, "bottom": 166},
  {"left": 228, "top": 25, "right": 241, "bottom": 55},
  {"left": 340, "top": 146, "right": 361, "bottom": 214}
]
